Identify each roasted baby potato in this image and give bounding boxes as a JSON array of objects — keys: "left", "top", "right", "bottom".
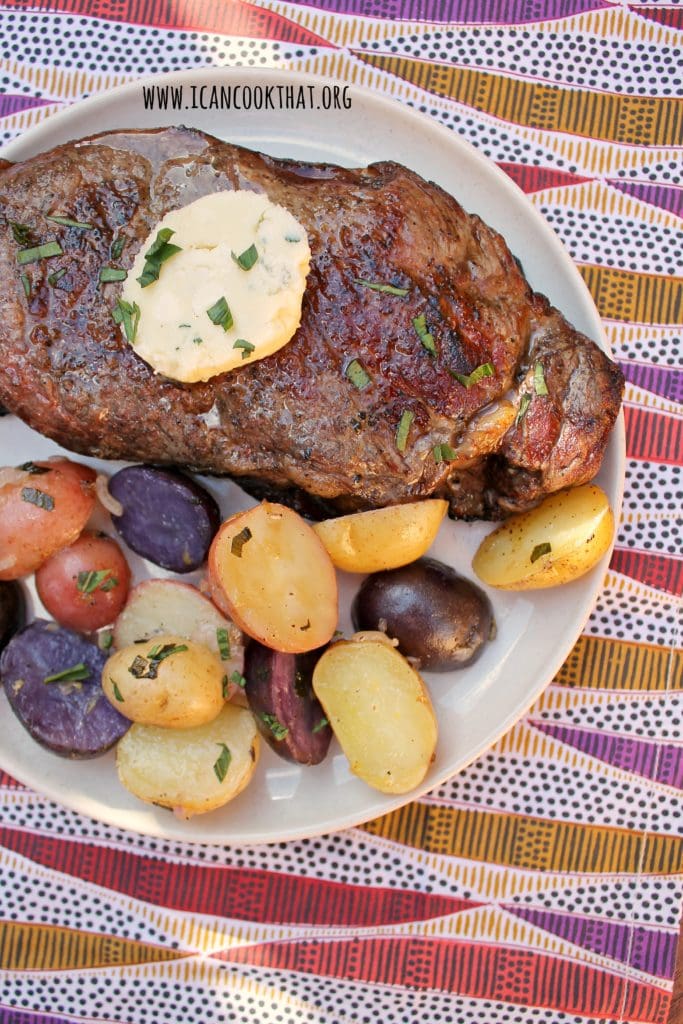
[
  {"left": 244, "top": 642, "right": 331, "bottom": 764},
  {"left": 352, "top": 557, "right": 493, "bottom": 671},
  {"left": 116, "top": 703, "right": 259, "bottom": 816},
  {"left": 103, "top": 634, "right": 226, "bottom": 728},
  {"left": 312, "top": 500, "right": 448, "bottom": 573},
  {"left": 208, "top": 502, "right": 338, "bottom": 653},
  {"left": 312, "top": 636, "right": 437, "bottom": 794},
  {"left": 472, "top": 484, "right": 615, "bottom": 590}
]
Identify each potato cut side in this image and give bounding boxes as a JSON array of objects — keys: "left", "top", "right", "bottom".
[
  {"left": 312, "top": 639, "right": 437, "bottom": 794},
  {"left": 472, "top": 484, "right": 615, "bottom": 590},
  {"left": 208, "top": 502, "right": 338, "bottom": 653},
  {"left": 116, "top": 703, "right": 259, "bottom": 816},
  {"left": 312, "top": 499, "right": 448, "bottom": 573}
]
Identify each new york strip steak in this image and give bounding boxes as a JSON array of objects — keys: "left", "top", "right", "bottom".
[{"left": 0, "top": 127, "right": 623, "bottom": 519}]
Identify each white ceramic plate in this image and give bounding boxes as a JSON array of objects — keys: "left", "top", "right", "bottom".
[{"left": 0, "top": 68, "right": 624, "bottom": 844}]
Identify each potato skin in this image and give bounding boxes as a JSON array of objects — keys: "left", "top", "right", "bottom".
[
  {"left": 352, "top": 558, "right": 493, "bottom": 671},
  {"left": 103, "top": 634, "right": 226, "bottom": 728},
  {"left": 312, "top": 500, "right": 448, "bottom": 573},
  {"left": 116, "top": 703, "right": 259, "bottom": 816}
]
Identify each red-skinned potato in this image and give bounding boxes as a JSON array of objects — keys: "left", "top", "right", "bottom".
[
  {"left": 36, "top": 531, "right": 131, "bottom": 632},
  {"left": 208, "top": 502, "right": 338, "bottom": 653},
  {"left": 0, "top": 459, "right": 97, "bottom": 580}
]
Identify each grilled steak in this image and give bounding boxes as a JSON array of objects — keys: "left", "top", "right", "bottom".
[{"left": 0, "top": 126, "right": 622, "bottom": 518}]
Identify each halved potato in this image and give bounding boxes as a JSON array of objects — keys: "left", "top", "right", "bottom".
[
  {"left": 208, "top": 502, "right": 338, "bottom": 653},
  {"left": 116, "top": 703, "right": 259, "bottom": 816},
  {"left": 472, "top": 484, "right": 615, "bottom": 590},
  {"left": 312, "top": 500, "right": 448, "bottom": 573},
  {"left": 312, "top": 636, "right": 437, "bottom": 794}
]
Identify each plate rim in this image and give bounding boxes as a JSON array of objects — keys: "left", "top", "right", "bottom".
[{"left": 0, "top": 66, "right": 626, "bottom": 845}]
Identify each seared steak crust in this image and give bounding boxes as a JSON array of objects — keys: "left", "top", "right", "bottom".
[{"left": 0, "top": 127, "right": 622, "bottom": 517}]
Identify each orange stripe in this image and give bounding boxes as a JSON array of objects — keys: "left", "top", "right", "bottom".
[{"left": 0, "top": 921, "right": 188, "bottom": 971}]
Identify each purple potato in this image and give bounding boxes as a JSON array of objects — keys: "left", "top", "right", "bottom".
[
  {"left": 351, "top": 557, "right": 494, "bottom": 671},
  {"left": 108, "top": 465, "right": 220, "bottom": 573},
  {"left": 244, "top": 642, "right": 331, "bottom": 764},
  {"left": 0, "top": 619, "right": 130, "bottom": 758},
  {"left": 0, "top": 580, "right": 25, "bottom": 653}
]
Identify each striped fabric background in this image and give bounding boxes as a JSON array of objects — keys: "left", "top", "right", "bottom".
[{"left": 0, "top": 1, "right": 681, "bottom": 1022}]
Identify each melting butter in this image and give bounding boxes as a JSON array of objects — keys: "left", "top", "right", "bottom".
[{"left": 121, "top": 191, "right": 310, "bottom": 383}]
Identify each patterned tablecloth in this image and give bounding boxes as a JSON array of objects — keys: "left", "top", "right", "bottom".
[{"left": 0, "top": 2, "right": 681, "bottom": 1023}]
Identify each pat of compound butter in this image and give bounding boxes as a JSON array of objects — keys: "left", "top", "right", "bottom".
[{"left": 121, "top": 191, "right": 311, "bottom": 383}]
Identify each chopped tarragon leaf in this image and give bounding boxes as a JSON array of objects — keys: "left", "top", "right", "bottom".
[
  {"left": 46, "top": 215, "right": 93, "bottom": 230},
  {"left": 99, "top": 630, "right": 114, "bottom": 651},
  {"left": 530, "top": 541, "right": 552, "bottom": 563},
  {"left": 207, "top": 295, "right": 234, "bottom": 332},
  {"left": 231, "top": 526, "right": 252, "bottom": 557},
  {"left": 18, "top": 461, "right": 50, "bottom": 475},
  {"left": 111, "top": 680, "right": 125, "bottom": 702},
  {"left": 230, "top": 670, "right": 247, "bottom": 689},
  {"left": 129, "top": 643, "right": 188, "bottom": 679},
  {"left": 20, "top": 273, "right": 31, "bottom": 298},
  {"left": 261, "top": 712, "right": 289, "bottom": 740},
  {"left": 221, "top": 675, "right": 229, "bottom": 698},
  {"left": 354, "top": 278, "right": 410, "bottom": 296},
  {"left": 433, "top": 444, "right": 458, "bottom": 464},
  {"left": 413, "top": 313, "right": 437, "bottom": 356},
  {"left": 112, "top": 297, "right": 141, "bottom": 343},
  {"left": 345, "top": 358, "right": 371, "bottom": 390},
  {"left": 110, "top": 236, "right": 125, "bottom": 260},
  {"left": 450, "top": 362, "right": 495, "bottom": 388},
  {"left": 233, "top": 338, "right": 255, "bottom": 359},
  {"left": 44, "top": 662, "right": 90, "bottom": 684},
  {"left": 214, "top": 743, "right": 232, "bottom": 782},
  {"left": 99, "top": 266, "right": 127, "bottom": 283},
  {"left": 21, "top": 486, "right": 54, "bottom": 511},
  {"left": 77, "top": 569, "right": 118, "bottom": 594},
  {"left": 137, "top": 228, "right": 182, "bottom": 288},
  {"left": 395, "top": 409, "right": 415, "bottom": 454},
  {"left": 515, "top": 392, "right": 532, "bottom": 426},
  {"left": 147, "top": 642, "right": 188, "bottom": 662},
  {"left": 216, "top": 627, "right": 231, "bottom": 660},
  {"left": 533, "top": 361, "right": 549, "bottom": 396},
  {"left": 17, "top": 240, "right": 63, "bottom": 265},
  {"left": 231, "top": 243, "right": 258, "bottom": 271},
  {"left": 312, "top": 717, "right": 329, "bottom": 734},
  {"left": 48, "top": 267, "right": 67, "bottom": 287},
  {"left": 10, "top": 221, "right": 32, "bottom": 245}
]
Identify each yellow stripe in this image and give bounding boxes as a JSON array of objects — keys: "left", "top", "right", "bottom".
[
  {"left": 577, "top": 264, "right": 683, "bottom": 324},
  {"left": 553, "top": 635, "right": 679, "bottom": 692},
  {"left": 0, "top": 922, "right": 187, "bottom": 971},
  {"left": 354, "top": 52, "right": 683, "bottom": 147},
  {"left": 363, "top": 805, "right": 683, "bottom": 873}
]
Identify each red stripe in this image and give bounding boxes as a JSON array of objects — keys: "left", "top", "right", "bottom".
[
  {"left": 0, "top": 771, "right": 25, "bottom": 789},
  {"left": 629, "top": 6, "right": 683, "bottom": 30},
  {"left": 625, "top": 405, "right": 682, "bottom": 464},
  {"left": 222, "top": 936, "right": 669, "bottom": 1022},
  {"left": 497, "top": 163, "right": 592, "bottom": 194},
  {"left": 0, "top": 0, "right": 333, "bottom": 47},
  {"left": 0, "top": 826, "right": 479, "bottom": 927},
  {"left": 611, "top": 549, "right": 683, "bottom": 597}
]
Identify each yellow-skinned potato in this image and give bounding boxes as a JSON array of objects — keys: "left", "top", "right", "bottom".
[
  {"left": 312, "top": 637, "right": 437, "bottom": 794},
  {"left": 116, "top": 703, "right": 259, "bottom": 816},
  {"left": 312, "top": 499, "right": 448, "bottom": 573},
  {"left": 472, "top": 484, "right": 614, "bottom": 590},
  {"left": 103, "top": 634, "right": 226, "bottom": 728}
]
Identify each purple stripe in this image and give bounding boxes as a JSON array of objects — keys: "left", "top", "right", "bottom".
[
  {"left": 609, "top": 179, "right": 683, "bottom": 218},
  {"left": 532, "top": 722, "right": 683, "bottom": 789},
  {"left": 620, "top": 360, "right": 683, "bottom": 404},
  {"left": 504, "top": 906, "right": 678, "bottom": 978},
  {"left": 0, "top": 94, "right": 53, "bottom": 119},
  {"left": 0, "top": 1012, "right": 88, "bottom": 1024},
  {"left": 284, "top": 0, "right": 608, "bottom": 22}
]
